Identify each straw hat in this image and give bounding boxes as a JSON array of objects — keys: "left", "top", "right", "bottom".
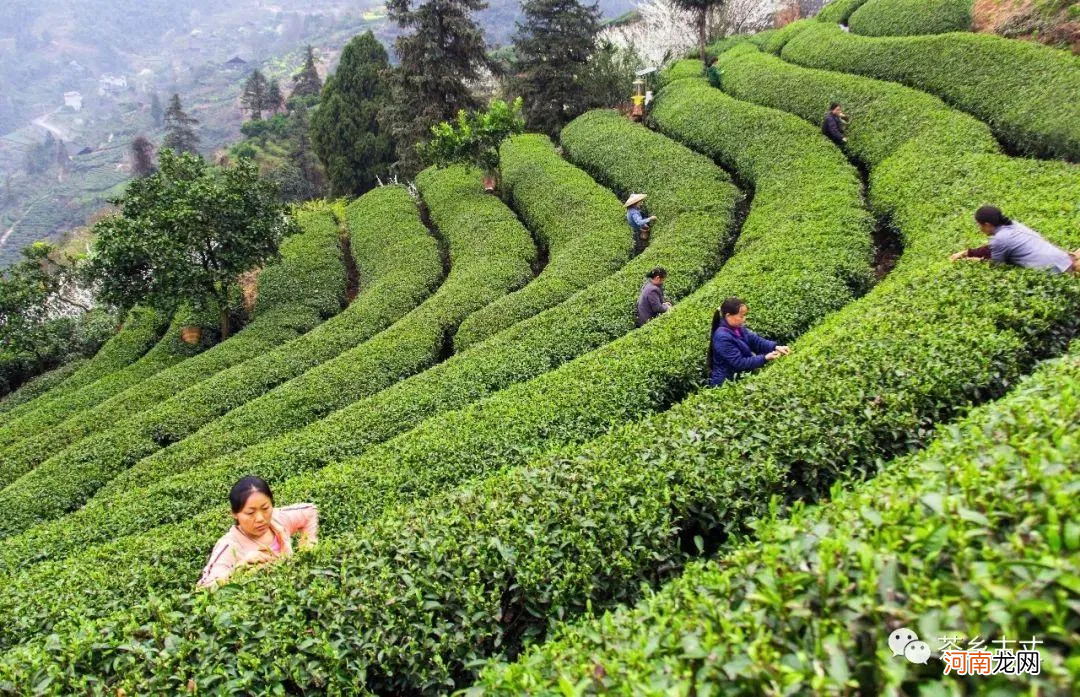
[{"left": 624, "top": 193, "right": 647, "bottom": 208}]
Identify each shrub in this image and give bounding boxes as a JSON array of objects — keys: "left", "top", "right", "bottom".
[
  {"left": 816, "top": 0, "right": 871, "bottom": 24},
  {"left": 453, "top": 134, "right": 632, "bottom": 350},
  {"left": 0, "top": 359, "right": 85, "bottom": 413},
  {"left": 848, "top": 0, "right": 972, "bottom": 36},
  {"left": 0, "top": 184, "right": 452, "bottom": 539},
  {"left": 0, "top": 114, "right": 747, "bottom": 632},
  {"left": 748, "top": 19, "right": 815, "bottom": 54},
  {"left": 782, "top": 21, "right": 1080, "bottom": 161},
  {"left": 474, "top": 342, "right": 1080, "bottom": 695},
  {"left": 0, "top": 207, "right": 346, "bottom": 485}
]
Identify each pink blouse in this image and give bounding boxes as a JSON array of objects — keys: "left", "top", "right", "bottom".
[{"left": 198, "top": 503, "right": 318, "bottom": 588}]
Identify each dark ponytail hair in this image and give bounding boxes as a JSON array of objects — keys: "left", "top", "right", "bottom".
[
  {"left": 230, "top": 476, "right": 273, "bottom": 514},
  {"left": 706, "top": 298, "right": 747, "bottom": 373},
  {"left": 974, "top": 205, "right": 1012, "bottom": 228}
]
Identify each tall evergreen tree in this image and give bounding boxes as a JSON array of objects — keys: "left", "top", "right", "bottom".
[
  {"left": 150, "top": 92, "right": 163, "bottom": 128},
  {"left": 55, "top": 138, "right": 70, "bottom": 170},
  {"left": 266, "top": 79, "right": 285, "bottom": 114},
  {"left": 385, "top": 0, "right": 491, "bottom": 173},
  {"left": 512, "top": 0, "right": 600, "bottom": 137},
  {"left": 162, "top": 93, "right": 200, "bottom": 156},
  {"left": 310, "top": 31, "right": 394, "bottom": 196},
  {"left": 241, "top": 69, "right": 270, "bottom": 120},
  {"left": 291, "top": 45, "right": 322, "bottom": 99},
  {"left": 130, "top": 136, "right": 155, "bottom": 177},
  {"left": 289, "top": 104, "right": 323, "bottom": 197}
]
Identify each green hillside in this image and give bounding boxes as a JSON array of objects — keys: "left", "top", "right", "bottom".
[{"left": 0, "top": 1, "right": 1077, "bottom": 694}]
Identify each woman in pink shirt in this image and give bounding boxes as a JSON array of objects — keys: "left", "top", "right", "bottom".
[{"left": 198, "top": 476, "right": 319, "bottom": 588}]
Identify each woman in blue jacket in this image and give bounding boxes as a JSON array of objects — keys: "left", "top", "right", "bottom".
[{"left": 707, "top": 297, "right": 789, "bottom": 387}]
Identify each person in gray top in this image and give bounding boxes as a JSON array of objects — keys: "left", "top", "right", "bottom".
[
  {"left": 951, "top": 205, "right": 1078, "bottom": 274},
  {"left": 637, "top": 267, "right": 672, "bottom": 327}
]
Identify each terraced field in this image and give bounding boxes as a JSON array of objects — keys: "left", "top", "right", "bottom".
[{"left": 0, "top": 2, "right": 1076, "bottom": 693}]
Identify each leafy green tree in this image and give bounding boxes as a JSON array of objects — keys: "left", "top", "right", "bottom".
[
  {"left": 130, "top": 135, "right": 155, "bottom": 177},
  {"left": 310, "top": 31, "right": 394, "bottom": 196},
  {"left": 420, "top": 97, "right": 524, "bottom": 190},
  {"left": 85, "top": 150, "right": 296, "bottom": 338},
  {"left": 385, "top": 0, "right": 492, "bottom": 174},
  {"left": 0, "top": 242, "right": 91, "bottom": 364},
  {"left": 292, "top": 45, "right": 323, "bottom": 99},
  {"left": 56, "top": 138, "right": 70, "bottom": 170},
  {"left": 512, "top": 0, "right": 600, "bottom": 137},
  {"left": 241, "top": 69, "right": 270, "bottom": 120},
  {"left": 162, "top": 94, "right": 200, "bottom": 156}
]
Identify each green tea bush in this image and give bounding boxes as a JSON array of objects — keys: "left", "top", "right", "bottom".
[
  {"left": 0, "top": 306, "right": 167, "bottom": 421},
  {"left": 453, "top": 135, "right": 632, "bottom": 350},
  {"left": 717, "top": 43, "right": 998, "bottom": 167},
  {"left": 749, "top": 19, "right": 815, "bottom": 54},
  {"left": 0, "top": 359, "right": 85, "bottom": 414},
  {"left": 0, "top": 185, "right": 450, "bottom": 539},
  {"left": 475, "top": 342, "right": 1080, "bottom": 695},
  {"left": 848, "top": 0, "right": 972, "bottom": 36},
  {"left": 0, "top": 208, "right": 345, "bottom": 484},
  {"left": 0, "top": 114, "right": 747, "bottom": 622},
  {"left": 783, "top": 22, "right": 1080, "bottom": 161},
  {"left": 0, "top": 96, "right": 886, "bottom": 686},
  {"left": 817, "top": 0, "right": 871, "bottom": 24}
]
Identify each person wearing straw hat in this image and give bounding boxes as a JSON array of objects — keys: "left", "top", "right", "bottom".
[{"left": 625, "top": 193, "right": 656, "bottom": 254}]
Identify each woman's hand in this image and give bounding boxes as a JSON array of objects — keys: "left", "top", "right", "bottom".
[
  {"left": 950, "top": 250, "right": 969, "bottom": 261},
  {"left": 239, "top": 548, "right": 275, "bottom": 566},
  {"left": 765, "top": 350, "right": 781, "bottom": 361},
  {"left": 776, "top": 345, "right": 791, "bottom": 356}
]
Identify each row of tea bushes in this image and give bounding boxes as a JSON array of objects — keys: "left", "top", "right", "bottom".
[
  {"left": 87, "top": 166, "right": 535, "bottom": 499},
  {"left": 0, "top": 114, "right": 747, "bottom": 625},
  {"left": 0, "top": 306, "right": 166, "bottom": 421},
  {"left": 17, "top": 45, "right": 1074, "bottom": 695},
  {"left": 453, "top": 135, "right": 632, "bottom": 350},
  {"left": 782, "top": 21, "right": 1080, "bottom": 162},
  {"left": 0, "top": 360, "right": 86, "bottom": 413},
  {"left": 0, "top": 186, "right": 450, "bottom": 539},
  {"left": 816, "top": 0, "right": 870, "bottom": 24},
  {"left": 0, "top": 207, "right": 346, "bottom": 485},
  {"left": 848, "top": 0, "right": 972, "bottom": 37},
  {"left": 0, "top": 94, "right": 882, "bottom": 687},
  {"left": 475, "top": 341, "right": 1080, "bottom": 695}
]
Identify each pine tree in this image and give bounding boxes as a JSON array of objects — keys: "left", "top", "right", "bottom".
[
  {"left": 55, "top": 138, "right": 70, "bottom": 170},
  {"left": 385, "top": 0, "right": 491, "bottom": 173},
  {"left": 150, "top": 93, "right": 163, "bottom": 127},
  {"left": 266, "top": 79, "right": 284, "bottom": 114},
  {"left": 291, "top": 45, "right": 323, "bottom": 99},
  {"left": 162, "top": 93, "right": 201, "bottom": 156},
  {"left": 512, "top": 0, "right": 600, "bottom": 137},
  {"left": 241, "top": 69, "right": 270, "bottom": 120},
  {"left": 130, "top": 136, "right": 155, "bottom": 177},
  {"left": 310, "top": 31, "right": 394, "bottom": 196}
]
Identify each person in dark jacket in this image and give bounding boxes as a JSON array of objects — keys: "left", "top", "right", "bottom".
[
  {"left": 707, "top": 297, "right": 789, "bottom": 387},
  {"left": 637, "top": 267, "right": 672, "bottom": 327},
  {"left": 822, "top": 102, "right": 848, "bottom": 147},
  {"left": 706, "top": 55, "right": 721, "bottom": 88}
]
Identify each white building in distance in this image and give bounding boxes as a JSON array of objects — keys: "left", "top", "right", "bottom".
[{"left": 64, "top": 91, "right": 83, "bottom": 111}]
